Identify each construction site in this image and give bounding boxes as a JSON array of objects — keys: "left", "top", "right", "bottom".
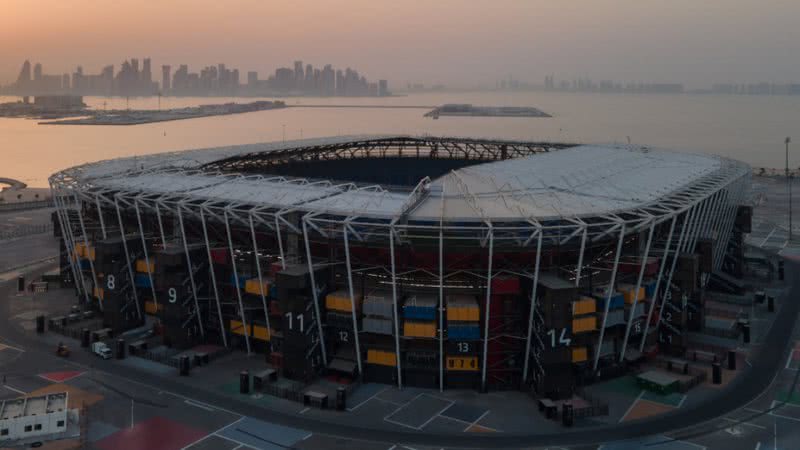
[{"left": 46, "top": 135, "right": 754, "bottom": 402}]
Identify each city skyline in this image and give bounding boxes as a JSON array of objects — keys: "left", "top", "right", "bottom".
[
  {"left": 4, "top": 58, "right": 390, "bottom": 97},
  {"left": 2, "top": 1, "right": 800, "bottom": 89}
]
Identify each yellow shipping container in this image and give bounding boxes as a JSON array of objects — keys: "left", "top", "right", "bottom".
[
  {"left": 245, "top": 279, "right": 269, "bottom": 296},
  {"left": 74, "top": 243, "right": 86, "bottom": 258},
  {"left": 572, "top": 347, "right": 588, "bottom": 363},
  {"left": 404, "top": 321, "right": 436, "bottom": 338},
  {"left": 447, "top": 306, "right": 480, "bottom": 322},
  {"left": 144, "top": 301, "right": 162, "bottom": 315},
  {"left": 622, "top": 286, "right": 645, "bottom": 304},
  {"left": 573, "top": 297, "right": 596, "bottom": 316},
  {"left": 325, "top": 291, "right": 361, "bottom": 312},
  {"left": 136, "top": 259, "right": 155, "bottom": 273},
  {"left": 230, "top": 319, "right": 251, "bottom": 337},
  {"left": 367, "top": 349, "right": 397, "bottom": 367},
  {"left": 446, "top": 356, "right": 479, "bottom": 372},
  {"left": 572, "top": 316, "right": 597, "bottom": 333},
  {"left": 93, "top": 286, "right": 104, "bottom": 300},
  {"left": 252, "top": 325, "right": 271, "bottom": 341}
]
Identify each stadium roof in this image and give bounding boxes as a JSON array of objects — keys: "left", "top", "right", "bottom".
[{"left": 53, "top": 135, "right": 750, "bottom": 224}]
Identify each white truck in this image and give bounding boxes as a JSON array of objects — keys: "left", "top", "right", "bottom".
[{"left": 92, "top": 341, "right": 112, "bottom": 359}]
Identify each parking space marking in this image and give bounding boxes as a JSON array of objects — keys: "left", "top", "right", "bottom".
[
  {"left": 463, "top": 410, "right": 491, "bottom": 432},
  {"left": 383, "top": 393, "right": 455, "bottom": 430},
  {"left": 299, "top": 407, "right": 310, "bottom": 414},
  {"left": 416, "top": 399, "right": 456, "bottom": 430},
  {"left": 619, "top": 390, "right": 645, "bottom": 422},
  {"left": 184, "top": 399, "right": 215, "bottom": 411},
  {"left": 180, "top": 417, "right": 245, "bottom": 450},
  {"left": 347, "top": 386, "right": 389, "bottom": 411},
  {"left": 3, "top": 384, "right": 25, "bottom": 395},
  {"left": 722, "top": 417, "right": 767, "bottom": 430},
  {"left": 767, "top": 400, "right": 800, "bottom": 423}
]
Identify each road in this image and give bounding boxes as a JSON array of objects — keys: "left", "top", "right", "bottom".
[{"left": 1, "top": 261, "right": 798, "bottom": 448}]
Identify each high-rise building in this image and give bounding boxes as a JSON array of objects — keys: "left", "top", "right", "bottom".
[
  {"left": 16, "top": 60, "right": 31, "bottom": 85},
  {"left": 143, "top": 58, "right": 152, "bottom": 83},
  {"left": 378, "top": 80, "right": 389, "bottom": 97},
  {"left": 162, "top": 65, "right": 171, "bottom": 92},
  {"left": 294, "top": 61, "right": 304, "bottom": 89},
  {"left": 33, "top": 63, "right": 42, "bottom": 81}
]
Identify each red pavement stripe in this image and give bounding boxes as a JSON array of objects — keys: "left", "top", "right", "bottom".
[
  {"left": 39, "top": 371, "right": 84, "bottom": 383},
  {"left": 95, "top": 416, "right": 207, "bottom": 450}
]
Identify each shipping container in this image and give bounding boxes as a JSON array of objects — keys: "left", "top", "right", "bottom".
[
  {"left": 572, "top": 346, "right": 588, "bottom": 363},
  {"left": 135, "top": 259, "right": 155, "bottom": 273},
  {"left": 447, "top": 323, "right": 481, "bottom": 340},
  {"left": 245, "top": 278, "right": 270, "bottom": 296},
  {"left": 366, "top": 349, "right": 397, "bottom": 367},
  {"left": 572, "top": 297, "right": 596, "bottom": 316},
  {"left": 602, "top": 309, "right": 626, "bottom": 327},
  {"left": 618, "top": 284, "right": 645, "bottom": 305},
  {"left": 446, "top": 294, "right": 480, "bottom": 321},
  {"left": 326, "top": 290, "right": 362, "bottom": 312},
  {"left": 572, "top": 316, "right": 596, "bottom": 333},
  {"left": 362, "top": 317, "right": 393, "bottom": 335},
  {"left": 363, "top": 290, "right": 394, "bottom": 318},
  {"left": 403, "top": 294, "right": 437, "bottom": 320}
]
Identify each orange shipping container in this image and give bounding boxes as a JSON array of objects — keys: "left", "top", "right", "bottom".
[
  {"left": 572, "top": 347, "right": 588, "bottom": 363},
  {"left": 572, "top": 316, "right": 597, "bottom": 333},
  {"left": 573, "top": 297, "right": 596, "bottom": 315}
]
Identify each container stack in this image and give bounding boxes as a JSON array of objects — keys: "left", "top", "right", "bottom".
[
  {"left": 570, "top": 296, "right": 597, "bottom": 366},
  {"left": 274, "top": 264, "right": 325, "bottom": 381},
  {"left": 445, "top": 294, "right": 480, "bottom": 387},
  {"left": 152, "top": 243, "right": 206, "bottom": 349},
  {"left": 533, "top": 274, "right": 578, "bottom": 400},
  {"left": 93, "top": 236, "right": 145, "bottom": 333},
  {"left": 361, "top": 290, "right": 397, "bottom": 384},
  {"left": 402, "top": 295, "right": 437, "bottom": 338}
]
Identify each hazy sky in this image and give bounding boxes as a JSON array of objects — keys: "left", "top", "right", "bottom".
[{"left": 2, "top": 0, "right": 800, "bottom": 87}]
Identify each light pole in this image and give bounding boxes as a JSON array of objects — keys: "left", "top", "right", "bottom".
[
  {"left": 282, "top": 124, "right": 286, "bottom": 142},
  {"left": 787, "top": 137, "right": 792, "bottom": 242}
]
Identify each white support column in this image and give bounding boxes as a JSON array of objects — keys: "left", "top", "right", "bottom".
[
  {"left": 522, "top": 229, "right": 543, "bottom": 383},
  {"left": 75, "top": 193, "right": 102, "bottom": 309},
  {"left": 95, "top": 195, "right": 108, "bottom": 239},
  {"left": 52, "top": 186, "right": 87, "bottom": 302},
  {"left": 712, "top": 186, "right": 737, "bottom": 270},
  {"left": 155, "top": 203, "right": 168, "bottom": 250},
  {"left": 275, "top": 216, "right": 286, "bottom": 269},
  {"left": 438, "top": 229, "right": 445, "bottom": 391},
  {"left": 302, "top": 217, "right": 328, "bottom": 366},
  {"left": 714, "top": 179, "right": 747, "bottom": 270},
  {"left": 225, "top": 209, "right": 251, "bottom": 355},
  {"left": 480, "top": 229, "right": 495, "bottom": 391},
  {"left": 619, "top": 220, "right": 655, "bottom": 361},
  {"left": 575, "top": 226, "right": 587, "bottom": 287},
  {"left": 113, "top": 196, "right": 141, "bottom": 320},
  {"left": 177, "top": 205, "right": 207, "bottom": 339},
  {"left": 199, "top": 208, "right": 223, "bottom": 343},
  {"left": 592, "top": 222, "right": 626, "bottom": 372},
  {"left": 343, "top": 224, "right": 363, "bottom": 376},
  {"left": 655, "top": 207, "right": 694, "bottom": 330},
  {"left": 134, "top": 199, "right": 159, "bottom": 308},
  {"left": 388, "top": 226, "right": 403, "bottom": 388},
  {"left": 640, "top": 215, "right": 677, "bottom": 352},
  {"left": 249, "top": 213, "right": 272, "bottom": 351}
]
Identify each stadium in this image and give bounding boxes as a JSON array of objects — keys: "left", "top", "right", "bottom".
[{"left": 49, "top": 135, "right": 752, "bottom": 398}]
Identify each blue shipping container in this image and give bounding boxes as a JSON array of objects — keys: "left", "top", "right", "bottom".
[
  {"left": 134, "top": 274, "right": 152, "bottom": 288},
  {"left": 597, "top": 293, "right": 625, "bottom": 310},
  {"left": 448, "top": 324, "right": 480, "bottom": 340},
  {"left": 404, "top": 306, "right": 436, "bottom": 320}
]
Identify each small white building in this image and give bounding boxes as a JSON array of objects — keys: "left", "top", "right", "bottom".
[{"left": 0, "top": 392, "right": 68, "bottom": 441}]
